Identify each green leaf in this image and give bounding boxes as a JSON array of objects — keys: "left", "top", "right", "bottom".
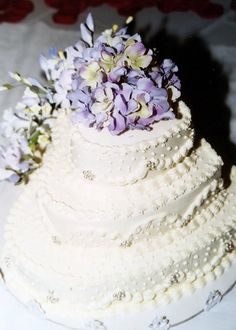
[
  {"left": 29, "top": 86, "right": 41, "bottom": 94},
  {"left": 0, "top": 83, "right": 14, "bottom": 90}
]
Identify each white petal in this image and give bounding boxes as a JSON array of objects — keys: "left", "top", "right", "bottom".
[
  {"left": 169, "top": 86, "right": 181, "bottom": 102},
  {"left": 23, "top": 87, "right": 38, "bottom": 100},
  {"left": 86, "top": 13, "right": 94, "bottom": 32},
  {"left": 9, "top": 71, "right": 21, "bottom": 82},
  {"left": 80, "top": 23, "right": 93, "bottom": 47},
  {"left": 91, "top": 102, "right": 102, "bottom": 114},
  {"left": 0, "top": 86, "right": 8, "bottom": 91},
  {"left": 95, "top": 88, "right": 105, "bottom": 102},
  {"left": 39, "top": 55, "right": 48, "bottom": 72},
  {"left": 61, "top": 98, "right": 70, "bottom": 109},
  {"left": 105, "top": 87, "right": 113, "bottom": 101},
  {"left": 89, "top": 61, "right": 100, "bottom": 71},
  {"left": 26, "top": 78, "right": 47, "bottom": 91}
]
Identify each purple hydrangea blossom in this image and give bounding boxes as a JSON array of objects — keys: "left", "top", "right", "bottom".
[{"left": 38, "top": 14, "right": 180, "bottom": 135}]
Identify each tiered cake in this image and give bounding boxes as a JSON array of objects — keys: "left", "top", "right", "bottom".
[{"left": 0, "top": 14, "right": 236, "bottom": 330}]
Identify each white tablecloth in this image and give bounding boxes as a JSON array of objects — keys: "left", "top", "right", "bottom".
[{"left": 0, "top": 3, "right": 236, "bottom": 330}]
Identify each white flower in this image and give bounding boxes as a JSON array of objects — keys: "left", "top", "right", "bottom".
[
  {"left": 39, "top": 55, "right": 61, "bottom": 81},
  {"left": 80, "top": 62, "right": 101, "bottom": 88},
  {"left": 54, "top": 82, "right": 70, "bottom": 108},
  {"left": 41, "top": 103, "right": 52, "bottom": 117},
  {"left": 91, "top": 87, "right": 114, "bottom": 115},
  {"left": 16, "top": 87, "right": 41, "bottom": 115}
]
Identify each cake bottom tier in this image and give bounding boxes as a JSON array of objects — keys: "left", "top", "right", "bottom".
[{"left": 1, "top": 171, "right": 236, "bottom": 330}]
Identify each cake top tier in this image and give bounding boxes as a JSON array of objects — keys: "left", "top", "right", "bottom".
[{"left": 62, "top": 101, "right": 194, "bottom": 185}]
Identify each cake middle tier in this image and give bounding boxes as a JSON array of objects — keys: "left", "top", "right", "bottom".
[{"left": 33, "top": 137, "right": 222, "bottom": 247}]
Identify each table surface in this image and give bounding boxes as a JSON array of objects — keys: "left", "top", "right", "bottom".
[{"left": 1, "top": 2, "right": 236, "bottom": 330}]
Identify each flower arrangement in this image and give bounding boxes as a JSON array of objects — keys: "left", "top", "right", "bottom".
[
  {"left": 0, "top": 13, "right": 180, "bottom": 184},
  {"left": 0, "top": 74, "right": 56, "bottom": 183}
]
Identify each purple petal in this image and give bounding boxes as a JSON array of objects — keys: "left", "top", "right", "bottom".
[
  {"left": 133, "top": 92, "right": 149, "bottom": 104},
  {"left": 152, "top": 99, "right": 169, "bottom": 113},
  {"left": 59, "top": 70, "right": 72, "bottom": 90},
  {"left": 68, "top": 89, "right": 90, "bottom": 104},
  {"left": 8, "top": 173, "right": 21, "bottom": 184},
  {"left": 127, "top": 99, "right": 138, "bottom": 113},
  {"left": 137, "top": 116, "right": 154, "bottom": 126},
  {"left": 127, "top": 42, "right": 146, "bottom": 57},
  {"left": 114, "top": 94, "right": 127, "bottom": 115},
  {"left": 94, "top": 88, "right": 105, "bottom": 102},
  {"left": 101, "top": 48, "right": 115, "bottom": 59},
  {"left": 71, "top": 77, "right": 80, "bottom": 90},
  {"left": 104, "top": 82, "right": 120, "bottom": 91},
  {"left": 151, "top": 87, "right": 167, "bottom": 99},
  {"left": 95, "top": 112, "right": 108, "bottom": 125},
  {"left": 162, "top": 59, "right": 178, "bottom": 73},
  {"left": 116, "top": 27, "right": 128, "bottom": 36},
  {"left": 48, "top": 47, "right": 58, "bottom": 58},
  {"left": 127, "top": 69, "right": 145, "bottom": 85},
  {"left": 18, "top": 161, "right": 29, "bottom": 172},
  {"left": 121, "top": 83, "right": 132, "bottom": 101},
  {"left": 70, "top": 110, "right": 95, "bottom": 126},
  {"left": 108, "top": 67, "right": 127, "bottom": 82},
  {"left": 108, "top": 111, "right": 126, "bottom": 135},
  {"left": 115, "top": 42, "right": 124, "bottom": 53},
  {"left": 168, "top": 74, "right": 181, "bottom": 90},
  {"left": 137, "top": 78, "right": 154, "bottom": 92}
]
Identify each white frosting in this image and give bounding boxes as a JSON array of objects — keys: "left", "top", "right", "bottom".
[
  {"left": 70, "top": 101, "right": 194, "bottom": 185},
  {"left": 1, "top": 101, "right": 236, "bottom": 329}
]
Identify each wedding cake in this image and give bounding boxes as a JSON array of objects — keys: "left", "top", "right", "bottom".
[{"left": 0, "top": 14, "right": 236, "bottom": 330}]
